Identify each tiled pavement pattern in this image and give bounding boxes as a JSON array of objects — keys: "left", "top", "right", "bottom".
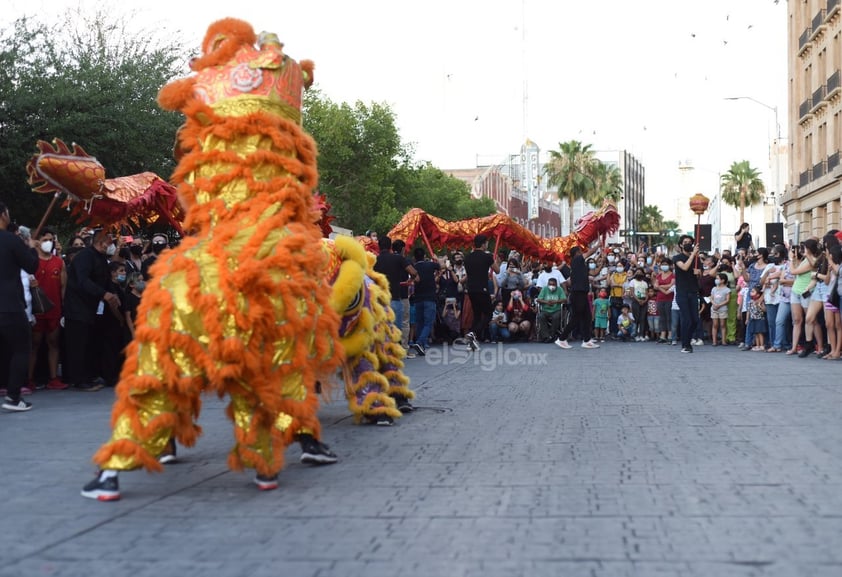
[{"left": 1, "top": 341, "right": 840, "bottom": 577}]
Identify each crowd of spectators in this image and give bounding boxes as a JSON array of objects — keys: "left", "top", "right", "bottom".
[
  {"left": 377, "top": 228, "right": 842, "bottom": 361},
  {"left": 1, "top": 217, "right": 176, "bottom": 406}
]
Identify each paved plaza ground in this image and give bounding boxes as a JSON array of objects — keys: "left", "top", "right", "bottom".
[{"left": 1, "top": 340, "right": 840, "bottom": 577}]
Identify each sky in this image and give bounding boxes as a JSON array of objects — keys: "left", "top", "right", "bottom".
[{"left": 5, "top": 0, "right": 788, "bottom": 218}]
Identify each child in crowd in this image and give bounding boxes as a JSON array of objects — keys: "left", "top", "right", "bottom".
[
  {"left": 489, "top": 300, "right": 510, "bottom": 343},
  {"left": 616, "top": 304, "right": 635, "bottom": 342},
  {"left": 593, "top": 289, "right": 610, "bottom": 342},
  {"left": 710, "top": 273, "right": 730, "bottom": 346},
  {"left": 746, "top": 285, "right": 767, "bottom": 351},
  {"left": 646, "top": 287, "right": 659, "bottom": 342}
]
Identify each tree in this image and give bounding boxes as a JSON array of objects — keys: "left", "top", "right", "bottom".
[
  {"left": 720, "top": 160, "right": 765, "bottom": 225},
  {"left": 543, "top": 140, "right": 599, "bottom": 234},
  {"left": 637, "top": 204, "right": 664, "bottom": 234},
  {"left": 591, "top": 161, "right": 623, "bottom": 204},
  {"left": 303, "top": 90, "right": 495, "bottom": 235},
  {"left": 0, "top": 12, "right": 187, "bottom": 232},
  {"left": 661, "top": 219, "right": 681, "bottom": 249}
]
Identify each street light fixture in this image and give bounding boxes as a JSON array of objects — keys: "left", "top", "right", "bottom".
[{"left": 724, "top": 96, "right": 780, "bottom": 140}]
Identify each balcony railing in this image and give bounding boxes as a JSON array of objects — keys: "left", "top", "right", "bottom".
[
  {"left": 812, "top": 10, "right": 826, "bottom": 36},
  {"left": 828, "top": 152, "right": 840, "bottom": 173},
  {"left": 799, "top": 170, "right": 812, "bottom": 187},
  {"left": 799, "top": 98, "right": 813, "bottom": 119},
  {"left": 798, "top": 28, "right": 812, "bottom": 52},
  {"left": 813, "top": 160, "right": 826, "bottom": 180},
  {"left": 828, "top": 70, "right": 841, "bottom": 97},
  {"left": 828, "top": 0, "right": 840, "bottom": 19},
  {"left": 812, "top": 85, "right": 827, "bottom": 110}
]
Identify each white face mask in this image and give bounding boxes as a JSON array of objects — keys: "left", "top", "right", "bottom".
[
  {"left": 106, "top": 243, "right": 117, "bottom": 256},
  {"left": 714, "top": 279, "right": 722, "bottom": 286},
  {"left": 615, "top": 266, "right": 624, "bottom": 273},
  {"left": 549, "top": 285, "right": 557, "bottom": 292},
  {"left": 40, "top": 240, "right": 53, "bottom": 254},
  {"left": 607, "top": 256, "right": 615, "bottom": 263},
  {"left": 660, "top": 265, "right": 670, "bottom": 272},
  {"left": 588, "top": 263, "right": 596, "bottom": 270}
]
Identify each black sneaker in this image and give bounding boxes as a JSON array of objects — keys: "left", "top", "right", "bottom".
[
  {"left": 680, "top": 346, "right": 693, "bottom": 353},
  {"left": 375, "top": 414, "right": 394, "bottom": 426},
  {"left": 81, "top": 472, "right": 120, "bottom": 501},
  {"left": 73, "top": 381, "right": 104, "bottom": 392},
  {"left": 298, "top": 433, "right": 338, "bottom": 465},
  {"left": 394, "top": 395, "right": 415, "bottom": 413},
  {"left": 2, "top": 396, "right": 33, "bottom": 412},
  {"left": 254, "top": 474, "right": 279, "bottom": 491},
  {"left": 158, "top": 438, "right": 177, "bottom": 464},
  {"left": 413, "top": 343, "right": 426, "bottom": 356}
]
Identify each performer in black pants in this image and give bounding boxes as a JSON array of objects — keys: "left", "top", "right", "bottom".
[{"left": 555, "top": 244, "right": 600, "bottom": 350}]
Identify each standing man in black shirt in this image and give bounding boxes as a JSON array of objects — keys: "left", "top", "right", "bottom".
[
  {"left": 673, "top": 234, "right": 701, "bottom": 353},
  {"left": 373, "top": 236, "right": 418, "bottom": 350},
  {"left": 0, "top": 200, "right": 39, "bottom": 411},
  {"left": 555, "top": 244, "right": 600, "bottom": 349},
  {"left": 411, "top": 247, "right": 440, "bottom": 355},
  {"left": 464, "top": 234, "right": 500, "bottom": 348}
]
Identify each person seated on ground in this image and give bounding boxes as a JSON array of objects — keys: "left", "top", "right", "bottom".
[
  {"left": 535, "top": 277, "right": 566, "bottom": 342},
  {"left": 506, "top": 290, "right": 532, "bottom": 341},
  {"left": 616, "top": 304, "right": 635, "bottom": 342},
  {"left": 489, "top": 300, "right": 510, "bottom": 343},
  {"left": 440, "top": 297, "right": 461, "bottom": 344}
]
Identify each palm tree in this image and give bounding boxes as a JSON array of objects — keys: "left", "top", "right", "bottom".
[
  {"left": 662, "top": 219, "right": 681, "bottom": 249},
  {"left": 637, "top": 204, "right": 664, "bottom": 233},
  {"left": 591, "top": 161, "right": 623, "bottom": 204},
  {"left": 543, "top": 140, "right": 598, "bottom": 233},
  {"left": 720, "top": 160, "right": 765, "bottom": 225}
]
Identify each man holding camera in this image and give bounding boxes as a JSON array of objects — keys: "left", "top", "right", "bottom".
[{"left": 673, "top": 235, "right": 701, "bottom": 353}]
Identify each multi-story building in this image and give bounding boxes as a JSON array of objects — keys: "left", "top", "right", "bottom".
[
  {"left": 448, "top": 144, "right": 645, "bottom": 247},
  {"left": 783, "top": 0, "right": 842, "bottom": 240}
]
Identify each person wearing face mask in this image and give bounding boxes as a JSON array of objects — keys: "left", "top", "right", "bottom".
[
  {"left": 710, "top": 273, "right": 731, "bottom": 345},
  {"left": 63, "top": 231, "right": 120, "bottom": 391},
  {"left": 535, "top": 277, "right": 566, "bottom": 342},
  {"left": 141, "top": 233, "right": 169, "bottom": 281},
  {"left": 28, "top": 228, "right": 68, "bottom": 391},
  {"left": 673, "top": 235, "right": 701, "bottom": 353},
  {"left": 717, "top": 256, "right": 739, "bottom": 344},
  {"left": 98, "top": 261, "right": 129, "bottom": 388},
  {"left": 652, "top": 258, "right": 675, "bottom": 343},
  {"left": 125, "top": 239, "right": 145, "bottom": 275},
  {"left": 607, "top": 260, "right": 628, "bottom": 338}
]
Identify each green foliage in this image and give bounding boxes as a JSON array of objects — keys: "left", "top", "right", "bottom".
[
  {"left": 303, "top": 90, "right": 494, "bottom": 234},
  {"left": 720, "top": 160, "right": 765, "bottom": 225},
  {"left": 543, "top": 140, "right": 625, "bottom": 235},
  {"left": 0, "top": 11, "right": 187, "bottom": 232}
]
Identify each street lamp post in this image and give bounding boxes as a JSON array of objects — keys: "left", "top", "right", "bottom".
[{"left": 724, "top": 96, "right": 783, "bottom": 223}]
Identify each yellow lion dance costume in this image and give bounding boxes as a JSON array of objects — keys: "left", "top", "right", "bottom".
[
  {"left": 82, "top": 19, "right": 344, "bottom": 500},
  {"left": 325, "top": 236, "right": 413, "bottom": 425}
]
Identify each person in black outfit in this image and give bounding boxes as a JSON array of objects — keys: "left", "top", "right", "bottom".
[
  {"left": 554, "top": 244, "right": 600, "bottom": 349},
  {"left": 735, "top": 223, "right": 753, "bottom": 252},
  {"left": 0, "top": 201, "right": 39, "bottom": 411},
  {"left": 63, "top": 231, "right": 121, "bottom": 391},
  {"left": 464, "top": 234, "right": 500, "bottom": 343},
  {"left": 373, "top": 236, "right": 418, "bottom": 347},
  {"left": 673, "top": 234, "right": 701, "bottom": 353}
]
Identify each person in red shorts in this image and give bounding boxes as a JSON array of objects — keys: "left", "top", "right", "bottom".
[{"left": 28, "top": 228, "right": 68, "bottom": 390}]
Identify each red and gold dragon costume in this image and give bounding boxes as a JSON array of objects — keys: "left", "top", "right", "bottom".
[
  {"left": 388, "top": 203, "right": 621, "bottom": 262},
  {"left": 88, "top": 19, "right": 344, "bottom": 488},
  {"left": 26, "top": 139, "right": 186, "bottom": 235}
]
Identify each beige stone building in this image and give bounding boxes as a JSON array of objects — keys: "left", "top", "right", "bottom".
[{"left": 783, "top": 0, "right": 842, "bottom": 240}]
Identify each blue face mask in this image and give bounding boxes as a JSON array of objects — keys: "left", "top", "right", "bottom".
[
  {"left": 116, "top": 274, "right": 127, "bottom": 283},
  {"left": 646, "top": 257, "right": 653, "bottom": 265}
]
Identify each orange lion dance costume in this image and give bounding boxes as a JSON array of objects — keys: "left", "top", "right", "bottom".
[{"left": 82, "top": 18, "right": 342, "bottom": 500}]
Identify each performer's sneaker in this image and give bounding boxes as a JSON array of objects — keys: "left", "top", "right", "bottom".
[
  {"left": 2, "top": 396, "right": 32, "bottom": 412},
  {"left": 554, "top": 338, "right": 572, "bottom": 349},
  {"left": 254, "top": 474, "right": 279, "bottom": 491},
  {"left": 413, "top": 343, "right": 426, "bottom": 356},
  {"left": 375, "top": 415, "right": 394, "bottom": 426},
  {"left": 298, "top": 434, "right": 338, "bottom": 465},
  {"left": 158, "top": 438, "right": 177, "bottom": 464},
  {"left": 81, "top": 471, "right": 120, "bottom": 501},
  {"left": 394, "top": 395, "right": 415, "bottom": 413}
]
